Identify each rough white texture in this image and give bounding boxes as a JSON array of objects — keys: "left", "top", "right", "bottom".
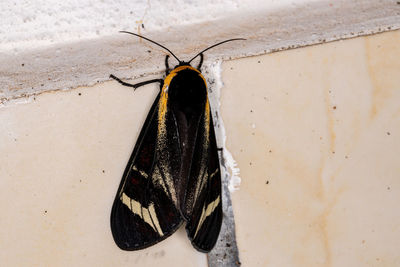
[
  {"left": 0, "top": 0, "right": 316, "bottom": 54},
  {"left": 1, "top": 0, "right": 399, "bottom": 105},
  {"left": 205, "top": 60, "right": 241, "bottom": 192}
]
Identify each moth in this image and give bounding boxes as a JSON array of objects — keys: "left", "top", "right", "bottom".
[{"left": 110, "top": 31, "right": 244, "bottom": 252}]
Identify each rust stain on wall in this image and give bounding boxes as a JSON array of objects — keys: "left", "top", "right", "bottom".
[{"left": 365, "top": 31, "right": 400, "bottom": 120}]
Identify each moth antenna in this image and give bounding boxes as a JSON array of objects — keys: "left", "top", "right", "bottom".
[
  {"left": 120, "top": 31, "right": 182, "bottom": 63},
  {"left": 188, "top": 38, "right": 246, "bottom": 64}
]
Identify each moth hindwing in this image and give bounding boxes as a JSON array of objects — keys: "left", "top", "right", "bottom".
[{"left": 110, "top": 32, "right": 244, "bottom": 252}]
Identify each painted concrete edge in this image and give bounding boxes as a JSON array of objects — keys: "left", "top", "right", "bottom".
[
  {"left": 1, "top": 0, "right": 399, "bottom": 105},
  {"left": 204, "top": 61, "right": 241, "bottom": 267}
]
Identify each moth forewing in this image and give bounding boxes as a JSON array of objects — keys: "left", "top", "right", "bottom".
[{"left": 110, "top": 32, "right": 244, "bottom": 252}]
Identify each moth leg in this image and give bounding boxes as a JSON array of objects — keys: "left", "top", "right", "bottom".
[
  {"left": 197, "top": 53, "right": 204, "bottom": 70},
  {"left": 110, "top": 74, "right": 163, "bottom": 90},
  {"left": 165, "top": 55, "right": 170, "bottom": 75}
]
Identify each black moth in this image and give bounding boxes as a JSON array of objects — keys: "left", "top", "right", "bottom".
[{"left": 110, "top": 31, "right": 244, "bottom": 253}]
